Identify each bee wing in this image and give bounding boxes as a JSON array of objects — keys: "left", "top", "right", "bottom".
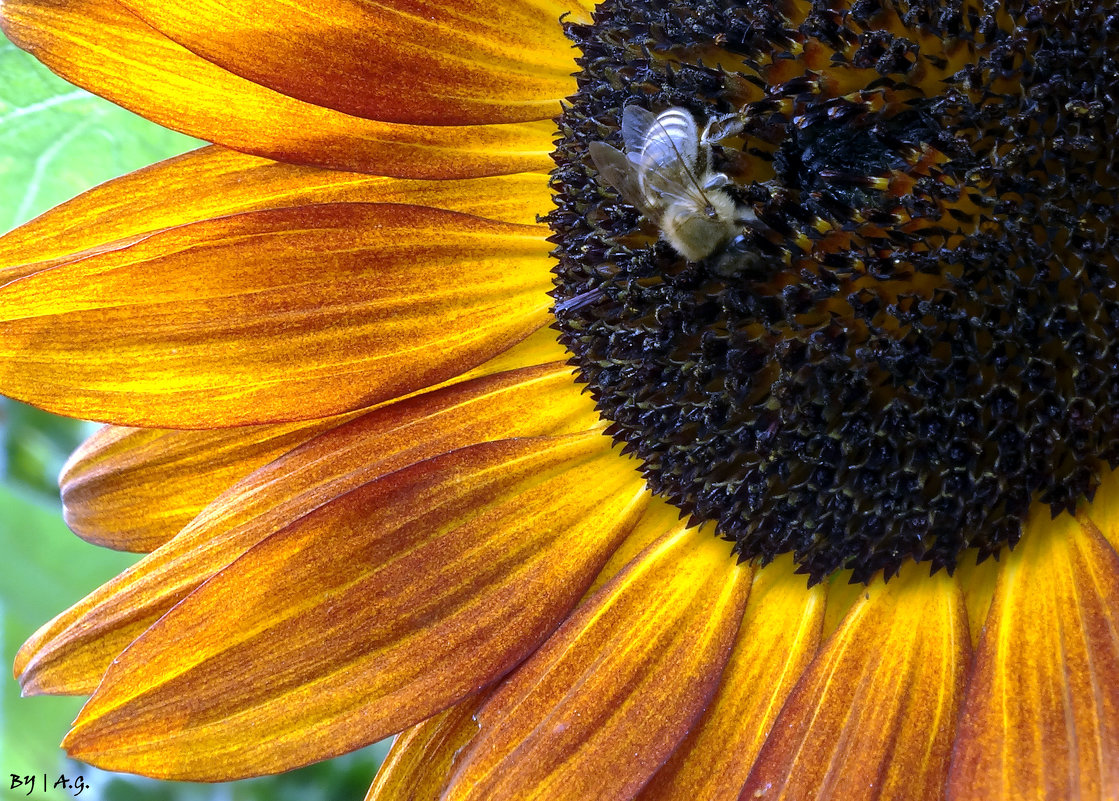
[
  {"left": 639, "top": 164, "right": 713, "bottom": 211},
  {"left": 589, "top": 141, "right": 657, "bottom": 216},
  {"left": 632, "top": 106, "right": 701, "bottom": 173},
  {"left": 620, "top": 104, "right": 660, "bottom": 155}
]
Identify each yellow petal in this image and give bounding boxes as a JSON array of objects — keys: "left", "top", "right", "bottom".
[
  {"left": 365, "top": 694, "right": 485, "bottom": 801},
  {"left": 1085, "top": 464, "right": 1119, "bottom": 552},
  {"left": 443, "top": 525, "right": 752, "bottom": 801},
  {"left": 584, "top": 493, "right": 683, "bottom": 596},
  {"left": 63, "top": 433, "right": 647, "bottom": 781},
  {"left": 18, "top": 363, "right": 600, "bottom": 696},
  {"left": 57, "top": 326, "right": 569, "bottom": 555},
  {"left": 947, "top": 512, "right": 1119, "bottom": 800},
  {"left": 0, "top": 203, "right": 552, "bottom": 427},
  {"left": 362, "top": 495, "right": 685, "bottom": 800},
  {"left": 449, "top": 323, "right": 570, "bottom": 384},
  {"left": 741, "top": 562, "right": 970, "bottom": 801},
  {"left": 60, "top": 420, "right": 354, "bottom": 553},
  {"left": 637, "top": 554, "right": 826, "bottom": 801},
  {"left": 0, "top": 0, "right": 554, "bottom": 177},
  {"left": 953, "top": 553, "right": 1002, "bottom": 650},
  {"left": 0, "top": 146, "right": 551, "bottom": 271},
  {"left": 115, "top": 0, "right": 575, "bottom": 124}
]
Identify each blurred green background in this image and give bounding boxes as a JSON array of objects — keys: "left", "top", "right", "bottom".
[{"left": 0, "top": 32, "right": 387, "bottom": 801}]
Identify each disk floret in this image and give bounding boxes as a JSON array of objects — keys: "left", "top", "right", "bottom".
[{"left": 548, "top": 0, "right": 1119, "bottom": 583}]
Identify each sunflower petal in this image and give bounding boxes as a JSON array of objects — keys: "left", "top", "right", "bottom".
[
  {"left": 1086, "top": 465, "right": 1119, "bottom": 551},
  {"left": 366, "top": 496, "right": 696, "bottom": 800},
  {"left": 442, "top": 525, "right": 752, "bottom": 801},
  {"left": 57, "top": 328, "right": 570, "bottom": 554},
  {"left": 61, "top": 433, "right": 646, "bottom": 780},
  {"left": 740, "top": 564, "right": 970, "bottom": 801},
  {"left": 0, "top": 0, "right": 554, "bottom": 177},
  {"left": 60, "top": 419, "right": 354, "bottom": 553},
  {"left": 947, "top": 512, "right": 1119, "bottom": 800},
  {"left": 583, "top": 494, "right": 685, "bottom": 596},
  {"left": 0, "top": 146, "right": 552, "bottom": 272},
  {"left": 365, "top": 694, "right": 486, "bottom": 801},
  {"left": 0, "top": 203, "right": 551, "bottom": 427},
  {"left": 18, "top": 363, "right": 601, "bottom": 696},
  {"left": 364, "top": 495, "right": 688, "bottom": 801},
  {"left": 114, "top": 0, "right": 575, "bottom": 125},
  {"left": 637, "top": 554, "right": 825, "bottom": 801}
]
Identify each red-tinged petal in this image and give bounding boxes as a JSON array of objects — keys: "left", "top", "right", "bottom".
[
  {"left": 62, "top": 433, "right": 647, "bottom": 781},
  {"left": 364, "top": 500, "right": 686, "bottom": 801},
  {"left": 60, "top": 418, "right": 355, "bottom": 553},
  {"left": 115, "top": 0, "right": 575, "bottom": 125},
  {"left": 953, "top": 554, "right": 1002, "bottom": 650},
  {"left": 365, "top": 501, "right": 692, "bottom": 801},
  {"left": 365, "top": 694, "right": 486, "bottom": 801},
  {"left": 583, "top": 494, "right": 684, "bottom": 596},
  {"left": 1086, "top": 465, "right": 1119, "bottom": 551},
  {"left": 741, "top": 563, "right": 970, "bottom": 801},
  {"left": 637, "top": 555, "right": 825, "bottom": 801},
  {"left": 17, "top": 364, "right": 601, "bottom": 696},
  {"left": 0, "top": 203, "right": 552, "bottom": 427},
  {"left": 0, "top": 146, "right": 552, "bottom": 271},
  {"left": 443, "top": 525, "right": 753, "bottom": 801},
  {"left": 0, "top": 0, "right": 554, "bottom": 178},
  {"left": 947, "top": 512, "right": 1119, "bottom": 801},
  {"left": 57, "top": 327, "right": 570, "bottom": 555},
  {"left": 820, "top": 570, "right": 862, "bottom": 640},
  {"left": 450, "top": 324, "right": 570, "bottom": 383},
  {"left": 364, "top": 499, "right": 687, "bottom": 801}
]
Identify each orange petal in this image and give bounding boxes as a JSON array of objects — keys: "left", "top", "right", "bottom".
[
  {"left": 584, "top": 494, "right": 685, "bottom": 596},
  {"left": 450, "top": 323, "right": 570, "bottom": 380},
  {"left": 364, "top": 499, "right": 688, "bottom": 801},
  {"left": 365, "top": 694, "right": 486, "bottom": 801},
  {"left": 741, "top": 563, "right": 971, "bottom": 801},
  {"left": 365, "top": 498, "right": 692, "bottom": 801},
  {"left": 1086, "top": 464, "right": 1119, "bottom": 552},
  {"left": 62, "top": 433, "right": 647, "bottom": 781},
  {"left": 115, "top": 0, "right": 575, "bottom": 125},
  {"left": 637, "top": 555, "right": 826, "bottom": 801},
  {"left": 57, "top": 327, "right": 570, "bottom": 555},
  {"left": 947, "top": 512, "right": 1119, "bottom": 800},
  {"left": 0, "top": 203, "right": 552, "bottom": 427},
  {"left": 0, "top": 0, "right": 554, "bottom": 177},
  {"left": 17, "top": 364, "right": 600, "bottom": 696},
  {"left": 953, "top": 553, "right": 1002, "bottom": 650},
  {"left": 0, "top": 146, "right": 552, "bottom": 272},
  {"left": 443, "top": 525, "right": 753, "bottom": 801},
  {"left": 60, "top": 419, "right": 355, "bottom": 553}
]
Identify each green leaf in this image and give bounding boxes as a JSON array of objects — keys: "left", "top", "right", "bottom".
[
  {"left": 0, "top": 34, "right": 203, "bottom": 234},
  {"left": 0, "top": 485, "right": 135, "bottom": 798}
]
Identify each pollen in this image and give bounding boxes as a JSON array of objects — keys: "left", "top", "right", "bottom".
[{"left": 547, "top": 0, "right": 1119, "bottom": 583}]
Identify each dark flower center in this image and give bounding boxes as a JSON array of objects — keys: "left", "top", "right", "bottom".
[{"left": 547, "top": 0, "right": 1119, "bottom": 583}]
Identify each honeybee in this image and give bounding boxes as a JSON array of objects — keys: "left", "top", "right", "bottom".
[{"left": 589, "top": 105, "right": 752, "bottom": 261}]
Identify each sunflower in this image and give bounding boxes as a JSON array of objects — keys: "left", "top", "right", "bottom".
[{"left": 2, "top": 0, "right": 1118, "bottom": 798}]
